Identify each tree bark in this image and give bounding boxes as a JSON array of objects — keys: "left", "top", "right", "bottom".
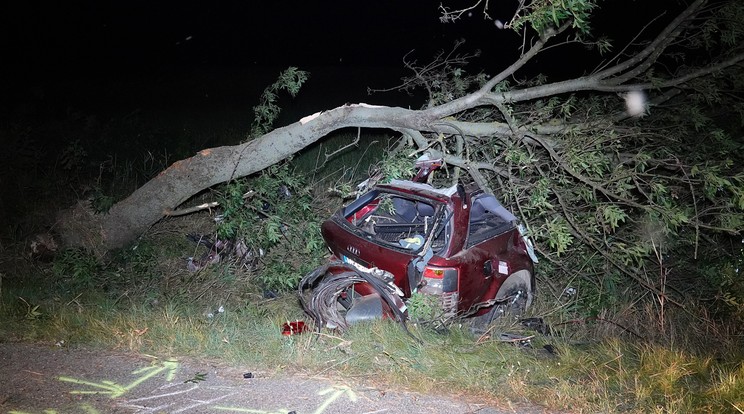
[{"left": 57, "top": 104, "right": 441, "bottom": 251}]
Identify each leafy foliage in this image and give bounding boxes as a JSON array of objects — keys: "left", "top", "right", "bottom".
[
  {"left": 204, "top": 67, "right": 324, "bottom": 293},
  {"left": 249, "top": 67, "right": 309, "bottom": 139},
  {"left": 4, "top": 3, "right": 744, "bottom": 412},
  {"left": 215, "top": 162, "right": 326, "bottom": 293},
  {"left": 406, "top": 292, "right": 443, "bottom": 323},
  {"left": 17, "top": 297, "right": 43, "bottom": 320},
  {"left": 511, "top": 0, "right": 598, "bottom": 35},
  {"left": 377, "top": 150, "right": 417, "bottom": 182},
  {"left": 415, "top": 0, "right": 744, "bottom": 324}
]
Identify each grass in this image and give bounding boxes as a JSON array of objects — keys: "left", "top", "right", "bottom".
[{"left": 2, "top": 259, "right": 744, "bottom": 414}]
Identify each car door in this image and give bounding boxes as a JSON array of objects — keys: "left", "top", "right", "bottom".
[{"left": 455, "top": 194, "right": 517, "bottom": 311}]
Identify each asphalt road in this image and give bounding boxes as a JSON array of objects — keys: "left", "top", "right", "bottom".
[{"left": 0, "top": 342, "right": 550, "bottom": 414}]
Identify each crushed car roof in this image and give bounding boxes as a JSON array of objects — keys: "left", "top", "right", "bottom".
[{"left": 381, "top": 179, "right": 460, "bottom": 197}]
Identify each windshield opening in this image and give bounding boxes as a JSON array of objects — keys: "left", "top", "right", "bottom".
[{"left": 342, "top": 192, "right": 448, "bottom": 253}]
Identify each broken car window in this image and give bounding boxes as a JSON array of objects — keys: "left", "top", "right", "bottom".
[
  {"left": 467, "top": 194, "right": 517, "bottom": 247},
  {"left": 342, "top": 192, "right": 446, "bottom": 253}
]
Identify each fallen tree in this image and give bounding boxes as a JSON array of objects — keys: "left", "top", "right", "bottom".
[{"left": 58, "top": 0, "right": 743, "bottom": 292}]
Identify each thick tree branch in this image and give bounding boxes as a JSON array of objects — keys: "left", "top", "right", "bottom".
[
  {"left": 425, "top": 21, "right": 572, "bottom": 119},
  {"left": 596, "top": 0, "right": 707, "bottom": 83}
]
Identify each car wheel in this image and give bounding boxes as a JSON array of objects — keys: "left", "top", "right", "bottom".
[{"left": 488, "top": 270, "right": 534, "bottom": 322}]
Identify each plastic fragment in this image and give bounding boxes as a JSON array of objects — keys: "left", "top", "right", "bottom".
[{"left": 282, "top": 320, "right": 309, "bottom": 336}]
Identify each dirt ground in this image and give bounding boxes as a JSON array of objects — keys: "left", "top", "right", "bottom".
[{"left": 0, "top": 341, "right": 552, "bottom": 414}]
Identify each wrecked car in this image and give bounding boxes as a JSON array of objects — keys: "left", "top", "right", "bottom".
[{"left": 300, "top": 163, "right": 537, "bottom": 331}]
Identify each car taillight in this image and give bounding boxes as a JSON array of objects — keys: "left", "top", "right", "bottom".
[{"left": 419, "top": 266, "right": 458, "bottom": 295}]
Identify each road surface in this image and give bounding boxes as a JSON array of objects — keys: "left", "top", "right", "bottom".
[{"left": 0, "top": 341, "right": 550, "bottom": 414}]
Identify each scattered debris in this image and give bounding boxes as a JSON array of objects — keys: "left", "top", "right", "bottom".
[
  {"left": 298, "top": 262, "right": 410, "bottom": 334},
  {"left": 543, "top": 344, "right": 560, "bottom": 356},
  {"left": 29, "top": 232, "right": 58, "bottom": 261},
  {"left": 497, "top": 333, "right": 534, "bottom": 347},
  {"left": 281, "top": 320, "right": 309, "bottom": 336},
  {"left": 186, "top": 234, "right": 263, "bottom": 272},
  {"left": 184, "top": 372, "right": 207, "bottom": 384},
  {"left": 206, "top": 305, "right": 225, "bottom": 319},
  {"left": 520, "top": 317, "right": 551, "bottom": 335}
]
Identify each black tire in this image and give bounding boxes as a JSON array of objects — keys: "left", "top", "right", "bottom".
[{"left": 486, "top": 270, "right": 534, "bottom": 324}]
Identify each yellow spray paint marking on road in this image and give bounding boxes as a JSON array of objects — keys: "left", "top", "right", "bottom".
[
  {"left": 79, "top": 403, "right": 101, "bottom": 414},
  {"left": 314, "top": 385, "right": 357, "bottom": 414},
  {"left": 20, "top": 358, "right": 357, "bottom": 414},
  {"left": 214, "top": 384, "right": 357, "bottom": 414},
  {"left": 57, "top": 358, "right": 179, "bottom": 398}
]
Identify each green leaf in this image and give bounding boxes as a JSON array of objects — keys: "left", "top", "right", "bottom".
[{"left": 602, "top": 204, "right": 627, "bottom": 232}]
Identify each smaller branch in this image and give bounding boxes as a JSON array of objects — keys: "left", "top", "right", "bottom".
[
  {"left": 495, "top": 101, "right": 518, "bottom": 133},
  {"left": 466, "top": 165, "right": 494, "bottom": 194},
  {"left": 595, "top": 0, "right": 706, "bottom": 82},
  {"left": 680, "top": 161, "right": 700, "bottom": 260},
  {"left": 527, "top": 133, "right": 649, "bottom": 210},
  {"left": 694, "top": 222, "right": 741, "bottom": 236},
  {"left": 438, "top": 0, "right": 491, "bottom": 23},
  {"left": 163, "top": 191, "right": 256, "bottom": 217},
  {"left": 164, "top": 202, "right": 219, "bottom": 217},
  {"left": 315, "top": 128, "right": 361, "bottom": 170},
  {"left": 425, "top": 21, "right": 572, "bottom": 119},
  {"left": 452, "top": 135, "right": 464, "bottom": 185},
  {"left": 400, "top": 128, "right": 430, "bottom": 149},
  {"left": 592, "top": 11, "right": 667, "bottom": 75},
  {"left": 441, "top": 153, "right": 515, "bottom": 183},
  {"left": 406, "top": 133, "right": 445, "bottom": 158},
  {"left": 481, "top": 21, "right": 573, "bottom": 94},
  {"left": 369, "top": 41, "right": 477, "bottom": 109},
  {"left": 595, "top": 52, "right": 744, "bottom": 93}
]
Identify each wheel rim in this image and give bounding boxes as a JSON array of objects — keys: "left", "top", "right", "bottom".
[{"left": 490, "top": 270, "right": 534, "bottom": 323}]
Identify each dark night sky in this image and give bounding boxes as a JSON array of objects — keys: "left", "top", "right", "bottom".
[
  {"left": 0, "top": 1, "right": 518, "bottom": 127},
  {"left": 3, "top": 2, "right": 510, "bottom": 70},
  {"left": 0, "top": 1, "right": 686, "bottom": 125}
]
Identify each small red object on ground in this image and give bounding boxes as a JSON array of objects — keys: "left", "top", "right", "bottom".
[{"left": 282, "top": 320, "right": 309, "bottom": 335}]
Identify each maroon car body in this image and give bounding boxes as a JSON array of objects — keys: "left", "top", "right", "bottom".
[{"left": 318, "top": 178, "right": 536, "bottom": 322}]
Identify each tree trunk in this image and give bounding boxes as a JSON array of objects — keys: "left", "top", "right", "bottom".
[{"left": 57, "top": 104, "right": 430, "bottom": 252}]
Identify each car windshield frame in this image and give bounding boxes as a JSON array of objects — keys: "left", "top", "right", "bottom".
[{"left": 337, "top": 188, "right": 450, "bottom": 254}]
